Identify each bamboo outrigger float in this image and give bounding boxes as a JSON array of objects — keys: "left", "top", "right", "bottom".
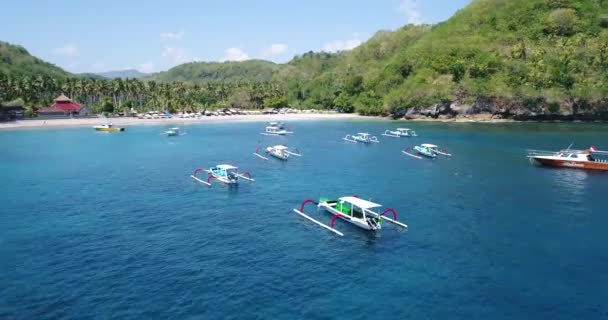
[
  {"left": 293, "top": 196, "right": 407, "bottom": 237},
  {"left": 190, "top": 164, "right": 254, "bottom": 187},
  {"left": 527, "top": 145, "right": 608, "bottom": 171},
  {"left": 253, "top": 145, "right": 302, "bottom": 161}
]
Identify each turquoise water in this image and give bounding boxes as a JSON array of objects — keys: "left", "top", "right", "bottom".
[{"left": 1, "top": 121, "right": 607, "bottom": 319}]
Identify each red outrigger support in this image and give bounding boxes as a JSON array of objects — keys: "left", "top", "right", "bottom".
[{"left": 381, "top": 208, "right": 397, "bottom": 220}]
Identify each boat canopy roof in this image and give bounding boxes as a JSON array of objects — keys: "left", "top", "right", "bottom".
[
  {"left": 273, "top": 145, "right": 288, "bottom": 150},
  {"left": 216, "top": 164, "right": 237, "bottom": 170},
  {"left": 421, "top": 143, "right": 438, "bottom": 148},
  {"left": 170, "top": 127, "right": 179, "bottom": 130},
  {"left": 339, "top": 196, "right": 382, "bottom": 209},
  {"left": 357, "top": 132, "right": 370, "bottom": 136},
  {"left": 397, "top": 128, "right": 411, "bottom": 131}
]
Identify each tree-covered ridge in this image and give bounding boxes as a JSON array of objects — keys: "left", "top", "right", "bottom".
[
  {"left": 268, "top": 0, "right": 608, "bottom": 116},
  {"left": 0, "top": 41, "right": 70, "bottom": 79},
  {"left": 4, "top": 0, "right": 608, "bottom": 119},
  {"left": 153, "top": 60, "right": 279, "bottom": 83}
]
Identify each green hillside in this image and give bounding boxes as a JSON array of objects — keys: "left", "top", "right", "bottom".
[
  {"left": 278, "top": 0, "right": 608, "bottom": 117},
  {"left": 153, "top": 60, "right": 279, "bottom": 83},
  {"left": 0, "top": 41, "right": 70, "bottom": 79}
]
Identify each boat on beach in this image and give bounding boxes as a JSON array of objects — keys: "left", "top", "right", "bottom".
[
  {"left": 190, "top": 164, "right": 254, "bottom": 187},
  {"left": 403, "top": 143, "right": 451, "bottom": 159},
  {"left": 382, "top": 128, "right": 418, "bottom": 138},
  {"left": 293, "top": 196, "right": 407, "bottom": 236},
  {"left": 527, "top": 146, "right": 608, "bottom": 171},
  {"left": 254, "top": 145, "right": 302, "bottom": 160},
  {"left": 260, "top": 122, "right": 293, "bottom": 136},
  {"left": 94, "top": 124, "right": 125, "bottom": 132},
  {"left": 343, "top": 132, "right": 379, "bottom": 143}
]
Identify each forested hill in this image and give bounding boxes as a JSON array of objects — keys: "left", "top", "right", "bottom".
[
  {"left": 152, "top": 60, "right": 279, "bottom": 83},
  {"left": 0, "top": 41, "right": 70, "bottom": 78},
  {"left": 279, "top": 0, "right": 608, "bottom": 118},
  {"left": 3, "top": 0, "right": 608, "bottom": 120}
]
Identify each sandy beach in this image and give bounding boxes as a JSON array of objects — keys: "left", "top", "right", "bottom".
[{"left": 0, "top": 113, "right": 376, "bottom": 130}]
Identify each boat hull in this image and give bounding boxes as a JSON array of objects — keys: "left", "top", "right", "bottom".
[
  {"left": 320, "top": 203, "right": 378, "bottom": 231},
  {"left": 530, "top": 157, "right": 608, "bottom": 171},
  {"left": 95, "top": 127, "right": 124, "bottom": 132}
]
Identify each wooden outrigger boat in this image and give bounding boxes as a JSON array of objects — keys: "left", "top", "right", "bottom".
[
  {"left": 527, "top": 145, "right": 608, "bottom": 171},
  {"left": 260, "top": 122, "right": 293, "bottom": 136},
  {"left": 403, "top": 143, "right": 451, "bottom": 159},
  {"left": 293, "top": 196, "right": 407, "bottom": 237},
  {"left": 161, "top": 127, "right": 185, "bottom": 137},
  {"left": 253, "top": 145, "right": 302, "bottom": 161},
  {"left": 190, "top": 164, "right": 254, "bottom": 187},
  {"left": 94, "top": 124, "right": 125, "bottom": 132},
  {"left": 382, "top": 128, "right": 418, "bottom": 138},
  {"left": 343, "top": 133, "right": 379, "bottom": 144}
]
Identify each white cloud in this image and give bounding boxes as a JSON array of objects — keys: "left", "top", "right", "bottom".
[
  {"left": 221, "top": 47, "right": 249, "bottom": 62},
  {"left": 397, "top": 0, "right": 423, "bottom": 25},
  {"left": 53, "top": 44, "right": 79, "bottom": 57},
  {"left": 160, "top": 30, "right": 185, "bottom": 40},
  {"left": 321, "top": 36, "right": 362, "bottom": 53},
  {"left": 261, "top": 43, "right": 288, "bottom": 58},
  {"left": 139, "top": 62, "right": 156, "bottom": 73},
  {"left": 161, "top": 46, "right": 193, "bottom": 64}
]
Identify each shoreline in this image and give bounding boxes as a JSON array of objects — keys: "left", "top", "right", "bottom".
[{"left": 0, "top": 113, "right": 377, "bottom": 130}]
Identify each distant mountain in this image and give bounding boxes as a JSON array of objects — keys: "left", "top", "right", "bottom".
[
  {"left": 95, "top": 69, "right": 151, "bottom": 79},
  {"left": 0, "top": 40, "right": 71, "bottom": 78},
  {"left": 152, "top": 60, "right": 279, "bottom": 83}
]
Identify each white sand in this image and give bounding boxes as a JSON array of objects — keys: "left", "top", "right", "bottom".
[{"left": 0, "top": 113, "right": 375, "bottom": 130}]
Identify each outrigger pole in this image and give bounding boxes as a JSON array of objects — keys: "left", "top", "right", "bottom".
[
  {"left": 286, "top": 148, "right": 302, "bottom": 156},
  {"left": 253, "top": 146, "right": 269, "bottom": 160},
  {"left": 190, "top": 168, "right": 212, "bottom": 186},
  {"left": 402, "top": 147, "right": 422, "bottom": 159},
  {"left": 293, "top": 199, "right": 344, "bottom": 236}
]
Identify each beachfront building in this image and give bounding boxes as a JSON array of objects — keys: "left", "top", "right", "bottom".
[
  {"left": 37, "top": 94, "right": 92, "bottom": 118},
  {"left": 0, "top": 105, "right": 25, "bottom": 120}
]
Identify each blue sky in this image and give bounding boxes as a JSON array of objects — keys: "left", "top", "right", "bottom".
[{"left": 0, "top": 0, "right": 471, "bottom": 73}]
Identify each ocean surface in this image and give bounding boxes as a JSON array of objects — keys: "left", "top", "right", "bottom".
[{"left": 1, "top": 120, "right": 607, "bottom": 319}]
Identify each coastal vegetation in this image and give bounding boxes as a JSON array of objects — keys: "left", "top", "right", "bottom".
[{"left": 3, "top": 0, "right": 608, "bottom": 119}]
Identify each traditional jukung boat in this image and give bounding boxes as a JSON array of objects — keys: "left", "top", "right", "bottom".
[
  {"left": 190, "top": 164, "right": 254, "bottom": 187},
  {"left": 382, "top": 128, "right": 417, "bottom": 138},
  {"left": 527, "top": 146, "right": 608, "bottom": 171},
  {"left": 94, "top": 124, "right": 125, "bottom": 132},
  {"left": 161, "top": 127, "right": 185, "bottom": 137},
  {"left": 260, "top": 122, "right": 293, "bottom": 136},
  {"left": 343, "top": 133, "right": 379, "bottom": 143},
  {"left": 293, "top": 196, "right": 407, "bottom": 236},
  {"left": 253, "top": 145, "right": 302, "bottom": 160},
  {"left": 403, "top": 143, "right": 451, "bottom": 159}
]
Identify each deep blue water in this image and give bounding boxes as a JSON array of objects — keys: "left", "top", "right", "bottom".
[{"left": 1, "top": 120, "right": 607, "bottom": 319}]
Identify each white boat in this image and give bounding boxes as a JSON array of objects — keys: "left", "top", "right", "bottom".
[
  {"left": 254, "top": 145, "right": 302, "bottom": 160},
  {"left": 190, "top": 164, "right": 254, "bottom": 187},
  {"left": 293, "top": 196, "right": 407, "bottom": 237},
  {"left": 343, "top": 133, "right": 379, "bottom": 143},
  {"left": 260, "top": 122, "right": 293, "bottom": 136},
  {"left": 161, "top": 127, "right": 185, "bottom": 137},
  {"left": 403, "top": 143, "right": 451, "bottom": 159},
  {"left": 94, "top": 124, "right": 125, "bottom": 132},
  {"left": 382, "top": 128, "right": 417, "bottom": 138}
]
